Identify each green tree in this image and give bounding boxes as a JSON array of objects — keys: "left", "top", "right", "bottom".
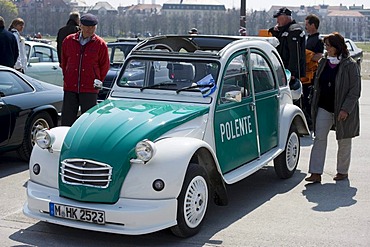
[{"left": 0, "top": 0, "right": 18, "bottom": 25}]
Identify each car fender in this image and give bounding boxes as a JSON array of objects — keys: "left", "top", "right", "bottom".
[
  {"left": 28, "top": 105, "right": 60, "bottom": 126},
  {"left": 120, "top": 137, "right": 219, "bottom": 200},
  {"left": 278, "top": 104, "right": 309, "bottom": 150},
  {"left": 29, "top": 126, "right": 70, "bottom": 188}
]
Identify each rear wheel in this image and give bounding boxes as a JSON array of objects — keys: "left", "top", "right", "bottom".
[
  {"left": 274, "top": 125, "right": 300, "bottom": 178},
  {"left": 17, "top": 112, "right": 54, "bottom": 161},
  {"left": 170, "top": 163, "right": 209, "bottom": 238}
]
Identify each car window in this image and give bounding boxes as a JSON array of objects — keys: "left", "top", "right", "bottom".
[
  {"left": 109, "top": 46, "right": 125, "bottom": 64},
  {"left": 220, "top": 54, "right": 249, "bottom": 103},
  {"left": 0, "top": 71, "right": 33, "bottom": 96},
  {"left": 108, "top": 44, "right": 136, "bottom": 65},
  {"left": 31, "top": 46, "right": 53, "bottom": 62},
  {"left": 25, "top": 44, "right": 30, "bottom": 60},
  {"left": 269, "top": 51, "right": 287, "bottom": 87},
  {"left": 250, "top": 52, "right": 275, "bottom": 93},
  {"left": 345, "top": 40, "right": 354, "bottom": 52},
  {"left": 52, "top": 48, "right": 59, "bottom": 62},
  {"left": 118, "top": 58, "right": 219, "bottom": 93}
]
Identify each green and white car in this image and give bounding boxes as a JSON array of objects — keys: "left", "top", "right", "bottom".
[{"left": 24, "top": 35, "right": 309, "bottom": 238}]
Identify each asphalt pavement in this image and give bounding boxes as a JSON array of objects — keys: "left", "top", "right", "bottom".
[{"left": 0, "top": 78, "right": 369, "bottom": 246}]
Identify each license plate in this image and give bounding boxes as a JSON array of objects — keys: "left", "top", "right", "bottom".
[{"left": 49, "top": 203, "right": 105, "bottom": 225}]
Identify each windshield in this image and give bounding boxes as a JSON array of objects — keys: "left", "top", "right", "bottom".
[{"left": 117, "top": 59, "right": 219, "bottom": 95}]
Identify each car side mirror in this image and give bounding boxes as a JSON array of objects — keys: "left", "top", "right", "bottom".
[
  {"left": 225, "top": 90, "right": 242, "bottom": 102},
  {"left": 29, "top": 57, "right": 40, "bottom": 63}
]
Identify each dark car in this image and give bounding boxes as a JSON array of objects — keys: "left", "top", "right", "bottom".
[
  {"left": 345, "top": 38, "right": 363, "bottom": 69},
  {"left": 98, "top": 38, "right": 141, "bottom": 101},
  {"left": 0, "top": 66, "right": 63, "bottom": 161}
]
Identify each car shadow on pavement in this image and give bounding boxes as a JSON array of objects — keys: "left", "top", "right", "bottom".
[
  {"left": 302, "top": 180, "right": 357, "bottom": 211},
  {"left": 0, "top": 152, "right": 28, "bottom": 179},
  {"left": 10, "top": 165, "right": 306, "bottom": 246}
]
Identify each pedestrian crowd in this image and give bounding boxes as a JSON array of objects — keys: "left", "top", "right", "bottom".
[{"left": 269, "top": 7, "right": 361, "bottom": 183}]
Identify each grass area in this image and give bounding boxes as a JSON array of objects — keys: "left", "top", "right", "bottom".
[{"left": 356, "top": 42, "right": 370, "bottom": 52}]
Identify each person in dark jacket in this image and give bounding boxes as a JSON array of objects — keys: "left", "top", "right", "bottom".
[
  {"left": 0, "top": 16, "right": 19, "bottom": 68},
  {"left": 269, "top": 7, "right": 306, "bottom": 83},
  {"left": 61, "top": 13, "right": 109, "bottom": 126},
  {"left": 302, "top": 14, "right": 324, "bottom": 130},
  {"left": 305, "top": 32, "right": 361, "bottom": 183},
  {"left": 56, "top": 12, "right": 80, "bottom": 65}
]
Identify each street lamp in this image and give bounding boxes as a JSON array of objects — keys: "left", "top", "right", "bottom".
[
  {"left": 240, "top": 0, "right": 246, "bottom": 35},
  {"left": 34, "top": 0, "right": 44, "bottom": 35}
]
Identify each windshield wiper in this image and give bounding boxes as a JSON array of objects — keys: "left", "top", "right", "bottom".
[
  {"left": 176, "top": 83, "right": 215, "bottom": 94},
  {"left": 140, "top": 82, "right": 176, "bottom": 91}
]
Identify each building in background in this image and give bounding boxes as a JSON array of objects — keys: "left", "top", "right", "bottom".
[{"left": 9, "top": 0, "right": 370, "bottom": 40}]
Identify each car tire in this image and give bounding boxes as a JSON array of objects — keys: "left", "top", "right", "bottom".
[
  {"left": 17, "top": 112, "right": 54, "bottom": 161},
  {"left": 273, "top": 125, "right": 300, "bottom": 179},
  {"left": 170, "top": 163, "right": 209, "bottom": 238}
]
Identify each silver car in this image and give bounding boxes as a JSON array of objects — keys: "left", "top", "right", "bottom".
[{"left": 25, "top": 41, "right": 63, "bottom": 86}]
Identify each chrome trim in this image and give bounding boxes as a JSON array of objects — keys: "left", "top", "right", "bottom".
[{"left": 60, "top": 159, "right": 113, "bottom": 188}]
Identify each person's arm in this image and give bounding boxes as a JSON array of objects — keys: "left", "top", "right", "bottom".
[
  {"left": 287, "top": 32, "right": 300, "bottom": 78},
  {"left": 340, "top": 61, "right": 361, "bottom": 117},
  {"left": 312, "top": 37, "right": 324, "bottom": 62},
  {"left": 61, "top": 38, "right": 68, "bottom": 74},
  {"left": 12, "top": 33, "right": 22, "bottom": 70},
  {"left": 98, "top": 41, "right": 110, "bottom": 82},
  {"left": 12, "top": 36, "right": 19, "bottom": 67},
  {"left": 56, "top": 29, "right": 62, "bottom": 63},
  {"left": 268, "top": 26, "right": 279, "bottom": 37}
]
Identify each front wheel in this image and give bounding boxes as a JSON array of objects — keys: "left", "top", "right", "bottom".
[
  {"left": 170, "top": 163, "right": 209, "bottom": 238},
  {"left": 274, "top": 125, "right": 300, "bottom": 179}
]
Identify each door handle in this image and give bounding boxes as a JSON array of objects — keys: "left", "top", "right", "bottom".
[
  {"left": 249, "top": 102, "right": 255, "bottom": 111},
  {"left": 52, "top": 66, "right": 58, "bottom": 70}
]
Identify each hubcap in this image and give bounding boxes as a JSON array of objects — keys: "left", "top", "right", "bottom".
[
  {"left": 183, "top": 176, "right": 208, "bottom": 228},
  {"left": 286, "top": 132, "right": 299, "bottom": 171}
]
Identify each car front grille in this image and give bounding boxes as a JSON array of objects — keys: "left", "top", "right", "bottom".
[{"left": 60, "top": 159, "right": 112, "bottom": 188}]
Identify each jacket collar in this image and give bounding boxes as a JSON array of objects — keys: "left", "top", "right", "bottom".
[{"left": 71, "top": 31, "right": 97, "bottom": 42}]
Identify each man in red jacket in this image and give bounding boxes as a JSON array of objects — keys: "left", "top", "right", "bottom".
[{"left": 61, "top": 13, "right": 109, "bottom": 126}]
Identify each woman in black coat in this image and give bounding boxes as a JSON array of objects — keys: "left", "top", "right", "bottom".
[{"left": 305, "top": 32, "right": 361, "bottom": 183}]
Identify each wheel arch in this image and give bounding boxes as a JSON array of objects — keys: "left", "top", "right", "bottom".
[
  {"left": 28, "top": 105, "right": 59, "bottom": 127},
  {"left": 191, "top": 147, "right": 228, "bottom": 206},
  {"left": 279, "top": 104, "right": 309, "bottom": 149}
]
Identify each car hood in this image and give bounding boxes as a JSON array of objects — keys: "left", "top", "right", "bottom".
[{"left": 59, "top": 99, "right": 209, "bottom": 203}]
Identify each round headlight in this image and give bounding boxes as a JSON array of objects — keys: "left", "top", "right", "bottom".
[
  {"left": 35, "top": 129, "right": 54, "bottom": 149},
  {"left": 135, "top": 140, "right": 156, "bottom": 163}
]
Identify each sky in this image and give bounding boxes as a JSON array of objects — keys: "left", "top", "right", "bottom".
[{"left": 85, "top": 0, "right": 369, "bottom": 11}]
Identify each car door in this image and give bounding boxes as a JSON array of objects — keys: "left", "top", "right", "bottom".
[
  {"left": 214, "top": 51, "right": 259, "bottom": 173},
  {"left": 250, "top": 50, "right": 279, "bottom": 154},
  {"left": 0, "top": 96, "right": 10, "bottom": 147},
  {"left": 0, "top": 70, "right": 34, "bottom": 147},
  {"left": 26, "top": 44, "right": 63, "bottom": 86}
]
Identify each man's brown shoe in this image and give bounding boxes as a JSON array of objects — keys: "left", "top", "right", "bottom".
[
  {"left": 333, "top": 173, "right": 348, "bottom": 181},
  {"left": 305, "top": 174, "right": 321, "bottom": 183}
]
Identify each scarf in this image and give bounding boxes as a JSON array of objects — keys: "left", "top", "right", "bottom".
[{"left": 327, "top": 55, "right": 342, "bottom": 65}]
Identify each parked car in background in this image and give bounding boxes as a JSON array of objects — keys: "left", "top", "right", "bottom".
[
  {"left": 25, "top": 41, "right": 63, "bottom": 86},
  {"left": 24, "top": 35, "right": 309, "bottom": 237},
  {"left": 345, "top": 38, "right": 363, "bottom": 69},
  {"left": 0, "top": 66, "right": 63, "bottom": 161},
  {"left": 98, "top": 38, "right": 141, "bottom": 101}
]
